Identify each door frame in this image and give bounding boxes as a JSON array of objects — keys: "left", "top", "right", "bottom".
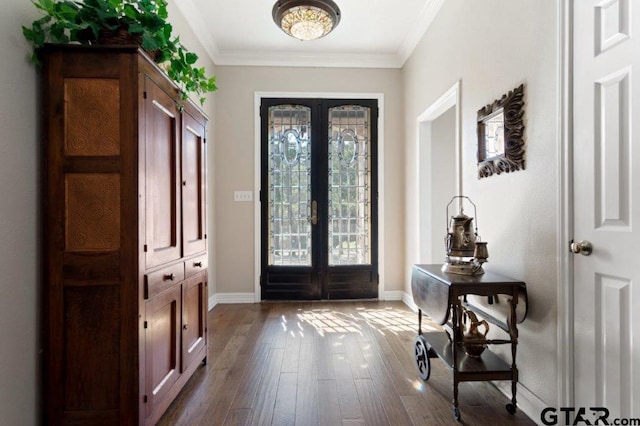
[
  {"left": 253, "top": 92, "right": 385, "bottom": 302},
  {"left": 557, "top": 0, "right": 575, "bottom": 409},
  {"left": 415, "top": 81, "right": 462, "bottom": 264}
]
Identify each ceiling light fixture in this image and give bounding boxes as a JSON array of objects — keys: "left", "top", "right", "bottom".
[{"left": 272, "top": 0, "right": 341, "bottom": 41}]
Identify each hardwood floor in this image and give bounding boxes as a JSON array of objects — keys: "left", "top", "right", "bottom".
[{"left": 158, "top": 301, "right": 535, "bottom": 426}]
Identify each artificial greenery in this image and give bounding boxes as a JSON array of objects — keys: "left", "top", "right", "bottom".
[{"left": 22, "top": 0, "right": 217, "bottom": 104}]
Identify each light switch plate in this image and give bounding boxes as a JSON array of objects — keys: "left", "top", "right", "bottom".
[{"left": 234, "top": 191, "right": 253, "bottom": 202}]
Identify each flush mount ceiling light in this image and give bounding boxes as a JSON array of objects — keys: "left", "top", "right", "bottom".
[{"left": 272, "top": 0, "right": 341, "bottom": 41}]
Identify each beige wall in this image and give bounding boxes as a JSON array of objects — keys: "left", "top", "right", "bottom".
[
  {"left": 0, "top": 1, "right": 215, "bottom": 423},
  {"left": 213, "top": 66, "right": 405, "bottom": 296},
  {"left": 403, "top": 0, "right": 559, "bottom": 406},
  {"left": 0, "top": 1, "right": 40, "bottom": 423}
]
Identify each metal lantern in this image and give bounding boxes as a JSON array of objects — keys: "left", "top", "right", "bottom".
[{"left": 441, "top": 196, "right": 488, "bottom": 275}]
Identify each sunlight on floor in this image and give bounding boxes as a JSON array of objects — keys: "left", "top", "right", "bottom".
[
  {"left": 281, "top": 306, "right": 441, "bottom": 338},
  {"left": 410, "top": 378, "right": 426, "bottom": 392}
]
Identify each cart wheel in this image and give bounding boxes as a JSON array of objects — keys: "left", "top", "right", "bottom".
[
  {"left": 453, "top": 406, "right": 461, "bottom": 421},
  {"left": 414, "top": 335, "right": 431, "bottom": 381},
  {"left": 506, "top": 403, "right": 517, "bottom": 415}
]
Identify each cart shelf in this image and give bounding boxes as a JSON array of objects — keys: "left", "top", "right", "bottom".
[{"left": 421, "top": 331, "right": 513, "bottom": 380}]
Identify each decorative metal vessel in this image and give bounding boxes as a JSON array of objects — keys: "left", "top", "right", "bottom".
[
  {"left": 441, "top": 196, "right": 488, "bottom": 275},
  {"left": 461, "top": 307, "right": 489, "bottom": 358}
]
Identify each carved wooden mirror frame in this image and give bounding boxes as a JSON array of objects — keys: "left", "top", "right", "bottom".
[{"left": 477, "top": 84, "right": 525, "bottom": 178}]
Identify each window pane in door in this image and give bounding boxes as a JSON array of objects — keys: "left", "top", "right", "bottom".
[
  {"left": 268, "top": 105, "right": 312, "bottom": 266},
  {"left": 328, "top": 105, "right": 371, "bottom": 265}
]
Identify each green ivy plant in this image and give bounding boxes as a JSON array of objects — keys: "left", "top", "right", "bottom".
[{"left": 22, "top": 0, "right": 217, "bottom": 104}]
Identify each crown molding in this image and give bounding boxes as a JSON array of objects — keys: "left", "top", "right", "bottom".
[
  {"left": 397, "top": 0, "right": 446, "bottom": 66},
  {"left": 172, "top": 0, "right": 221, "bottom": 63},
  {"left": 213, "top": 49, "right": 403, "bottom": 68},
  {"left": 175, "top": 0, "right": 444, "bottom": 68}
]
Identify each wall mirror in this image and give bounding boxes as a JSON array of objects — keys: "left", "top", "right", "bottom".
[{"left": 477, "top": 84, "right": 525, "bottom": 178}]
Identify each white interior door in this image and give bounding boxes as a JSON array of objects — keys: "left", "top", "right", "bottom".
[{"left": 573, "top": 0, "right": 639, "bottom": 418}]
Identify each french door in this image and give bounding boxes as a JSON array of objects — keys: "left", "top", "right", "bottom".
[{"left": 260, "top": 98, "right": 378, "bottom": 300}]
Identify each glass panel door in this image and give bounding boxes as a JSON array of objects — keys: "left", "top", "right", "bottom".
[
  {"left": 328, "top": 105, "right": 371, "bottom": 266},
  {"left": 261, "top": 98, "right": 378, "bottom": 300},
  {"left": 267, "top": 105, "right": 312, "bottom": 267}
]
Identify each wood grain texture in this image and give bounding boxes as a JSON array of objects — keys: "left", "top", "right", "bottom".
[
  {"left": 181, "top": 107, "right": 207, "bottom": 257},
  {"left": 158, "top": 301, "right": 535, "bottom": 426},
  {"left": 64, "top": 78, "right": 120, "bottom": 156},
  {"left": 182, "top": 272, "right": 208, "bottom": 371},
  {"left": 63, "top": 286, "right": 120, "bottom": 410},
  {"left": 145, "top": 285, "right": 181, "bottom": 417},
  {"left": 65, "top": 173, "right": 120, "bottom": 251},
  {"left": 144, "top": 75, "right": 181, "bottom": 269}
]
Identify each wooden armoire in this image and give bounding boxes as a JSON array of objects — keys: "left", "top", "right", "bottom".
[{"left": 41, "top": 45, "right": 209, "bottom": 425}]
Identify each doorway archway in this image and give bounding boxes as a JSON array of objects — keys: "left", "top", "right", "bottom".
[{"left": 415, "top": 82, "right": 462, "bottom": 264}]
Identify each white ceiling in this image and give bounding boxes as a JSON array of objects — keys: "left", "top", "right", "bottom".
[{"left": 174, "top": 0, "right": 444, "bottom": 68}]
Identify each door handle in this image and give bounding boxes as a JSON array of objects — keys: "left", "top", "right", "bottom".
[
  {"left": 310, "top": 200, "right": 318, "bottom": 225},
  {"left": 570, "top": 240, "right": 592, "bottom": 256}
]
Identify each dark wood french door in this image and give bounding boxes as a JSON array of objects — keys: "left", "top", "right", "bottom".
[{"left": 260, "top": 98, "right": 378, "bottom": 300}]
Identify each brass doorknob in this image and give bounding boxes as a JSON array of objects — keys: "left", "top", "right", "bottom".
[
  {"left": 309, "top": 200, "right": 318, "bottom": 225},
  {"left": 570, "top": 240, "right": 592, "bottom": 256}
]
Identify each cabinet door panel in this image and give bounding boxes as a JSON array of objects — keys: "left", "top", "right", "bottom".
[
  {"left": 182, "top": 110, "right": 207, "bottom": 256},
  {"left": 182, "top": 271, "right": 207, "bottom": 370},
  {"left": 145, "top": 285, "right": 181, "bottom": 416},
  {"left": 64, "top": 286, "right": 120, "bottom": 410},
  {"left": 145, "top": 77, "right": 181, "bottom": 268}
]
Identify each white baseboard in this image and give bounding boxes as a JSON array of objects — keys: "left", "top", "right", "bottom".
[
  {"left": 209, "top": 290, "right": 409, "bottom": 307},
  {"left": 402, "top": 291, "right": 418, "bottom": 311},
  {"left": 383, "top": 290, "right": 405, "bottom": 301},
  {"left": 208, "top": 292, "right": 256, "bottom": 310}
]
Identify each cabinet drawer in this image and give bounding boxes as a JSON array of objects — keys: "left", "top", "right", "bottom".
[
  {"left": 145, "top": 263, "right": 185, "bottom": 299},
  {"left": 185, "top": 254, "right": 208, "bottom": 278}
]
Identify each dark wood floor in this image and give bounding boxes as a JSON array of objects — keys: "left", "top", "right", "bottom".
[{"left": 158, "top": 301, "right": 535, "bottom": 426}]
